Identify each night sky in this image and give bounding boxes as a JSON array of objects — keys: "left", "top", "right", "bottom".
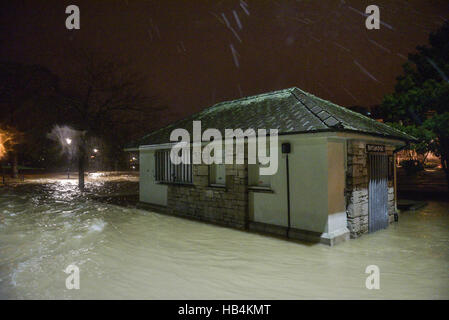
[{"left": 1, "top": 0, "right": 448, "bottom": 127}]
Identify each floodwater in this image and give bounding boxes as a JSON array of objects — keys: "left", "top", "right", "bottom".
[{"left": 0, "top": 179, "right": 448, "bottom": 299}]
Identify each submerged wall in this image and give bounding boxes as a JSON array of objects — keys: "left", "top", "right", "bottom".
[
  {"left": 167, "top": 162, "right": 248, "bottom": 229},
  {"left": 249, "top": 135, "right": 329, "bottom": 232},
  {"left": 138, "top": 133, "right": 402, "bottom": 244},
  {"left": 249, "top": 134, "right": 349, "bottom": 245},
  {"left": 139, "top": 146, "right": 249, "bottom": 228},
  {"left": 139, "top": 149, "right": 167, "bottom": 206}
]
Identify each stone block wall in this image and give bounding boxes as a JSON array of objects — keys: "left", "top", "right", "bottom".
[
  {"left": 167, "top": 162, "right": 249, "bottom": 229},
  {"left": 346, "top": 140, "right": 396, "bottom": 238}
]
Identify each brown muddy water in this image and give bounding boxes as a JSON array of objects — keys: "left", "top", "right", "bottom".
[{"left": 0, "top": 179, "right": 448, "bottom": 299}]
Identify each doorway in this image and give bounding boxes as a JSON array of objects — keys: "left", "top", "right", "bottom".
[{"left": 368, "top": 154, "right": 389, "bottom": 232}]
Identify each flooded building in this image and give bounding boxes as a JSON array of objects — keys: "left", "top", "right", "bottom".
[{"left": 127, "top": 87, "right": 415, "bottom": 245}]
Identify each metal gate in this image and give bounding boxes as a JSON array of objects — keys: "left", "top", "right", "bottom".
[{"left": 368, "top": 154, "right": 389, "bottom": 233}]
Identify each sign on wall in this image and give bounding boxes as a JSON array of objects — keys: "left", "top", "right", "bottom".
[{"left": 366, "top": 144, "right": 385, "bottom": 153}]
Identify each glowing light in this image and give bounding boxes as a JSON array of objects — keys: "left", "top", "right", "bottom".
[
  {"left": 0, "top": 129, "right": 15, "bottom": 160},
  {"left": 66, "top": 138, "right": 72, "bottom": 145},
  {"left": 93, "top": 148, "right": 98, "bottom": 153},
  {"left": 0, "top": 136, "right": 6, "bottom": 159}
]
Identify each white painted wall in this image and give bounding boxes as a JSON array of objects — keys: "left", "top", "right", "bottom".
[
  {"left": 139, "top": 150, "right": 167, "bottom": 206},
  {"left": 250, "top": 135, "right": 329, "bottom": 232},
  {"left": 289, "top": 137, "right": 329, "bottom": 232},
  {"left": 250, "top": 134, "right": 348, "bottom": 236},
  {"left": 323, "top": 139, "right": 348, "bottom": 238}
]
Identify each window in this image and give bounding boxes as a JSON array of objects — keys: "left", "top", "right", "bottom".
[
  {"left": 155, "top": 149, "right": 192, "bottom": 184},
  {"left": 210, "top": 164, "right": 226, "bottom": 186},
  {"left": 248, "top": 162, "right": 271, "bottom": 188}
]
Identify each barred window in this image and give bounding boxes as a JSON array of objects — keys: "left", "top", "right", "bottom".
[{"left": 155, "top": 149, "right": 192, "bottom": 184}]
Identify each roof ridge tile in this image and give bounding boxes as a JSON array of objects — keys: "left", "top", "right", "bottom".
[{"left": 290, "top": 88, "right": 343, "bottom": 129}]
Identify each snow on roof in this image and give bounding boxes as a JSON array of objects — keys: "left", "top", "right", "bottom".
[{"left": 128, "top": 87, "right": 415, "bottom": 148}]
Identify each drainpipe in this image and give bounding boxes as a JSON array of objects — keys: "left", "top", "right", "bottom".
[{"left": 282, "top": 143, "right": 291, "bottom": 238}]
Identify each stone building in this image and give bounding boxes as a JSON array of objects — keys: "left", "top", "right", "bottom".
[{"left": 126, "top": 87, "right": 415, "bottom": 245}]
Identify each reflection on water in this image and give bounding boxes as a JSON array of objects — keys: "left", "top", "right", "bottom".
[{"left": 0, "top": 181, "right": 448, "bottom": 299}]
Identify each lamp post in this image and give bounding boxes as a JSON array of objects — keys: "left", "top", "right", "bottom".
[
  {"left": 92, "top": 148, "right": 99, "bottom": 171},
  {"left": 66, "top": 138, "right": 72, "bottom": 179}
]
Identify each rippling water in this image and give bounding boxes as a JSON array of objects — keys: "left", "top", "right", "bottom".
[{"left": 0, "top": 180, "right": 448, "bottom": 299}]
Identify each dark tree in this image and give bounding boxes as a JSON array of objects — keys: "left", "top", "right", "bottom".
[
  {"left": 57, "top": 50, "right": 161, "bottom": 190},
  {"left": 380, "top": 22, "right": 449, "bottom": 188}
]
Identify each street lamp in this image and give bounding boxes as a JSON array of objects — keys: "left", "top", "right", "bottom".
[
  {"left": 92, "top": 149, "right": 100, "bottom": 171},
  {"left": 66, "top": 137, "right": 72, "bottom": 178}
]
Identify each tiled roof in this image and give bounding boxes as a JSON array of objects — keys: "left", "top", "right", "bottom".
[{"left": 129, "top": 87, "right": 415, "bottom": 148}]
